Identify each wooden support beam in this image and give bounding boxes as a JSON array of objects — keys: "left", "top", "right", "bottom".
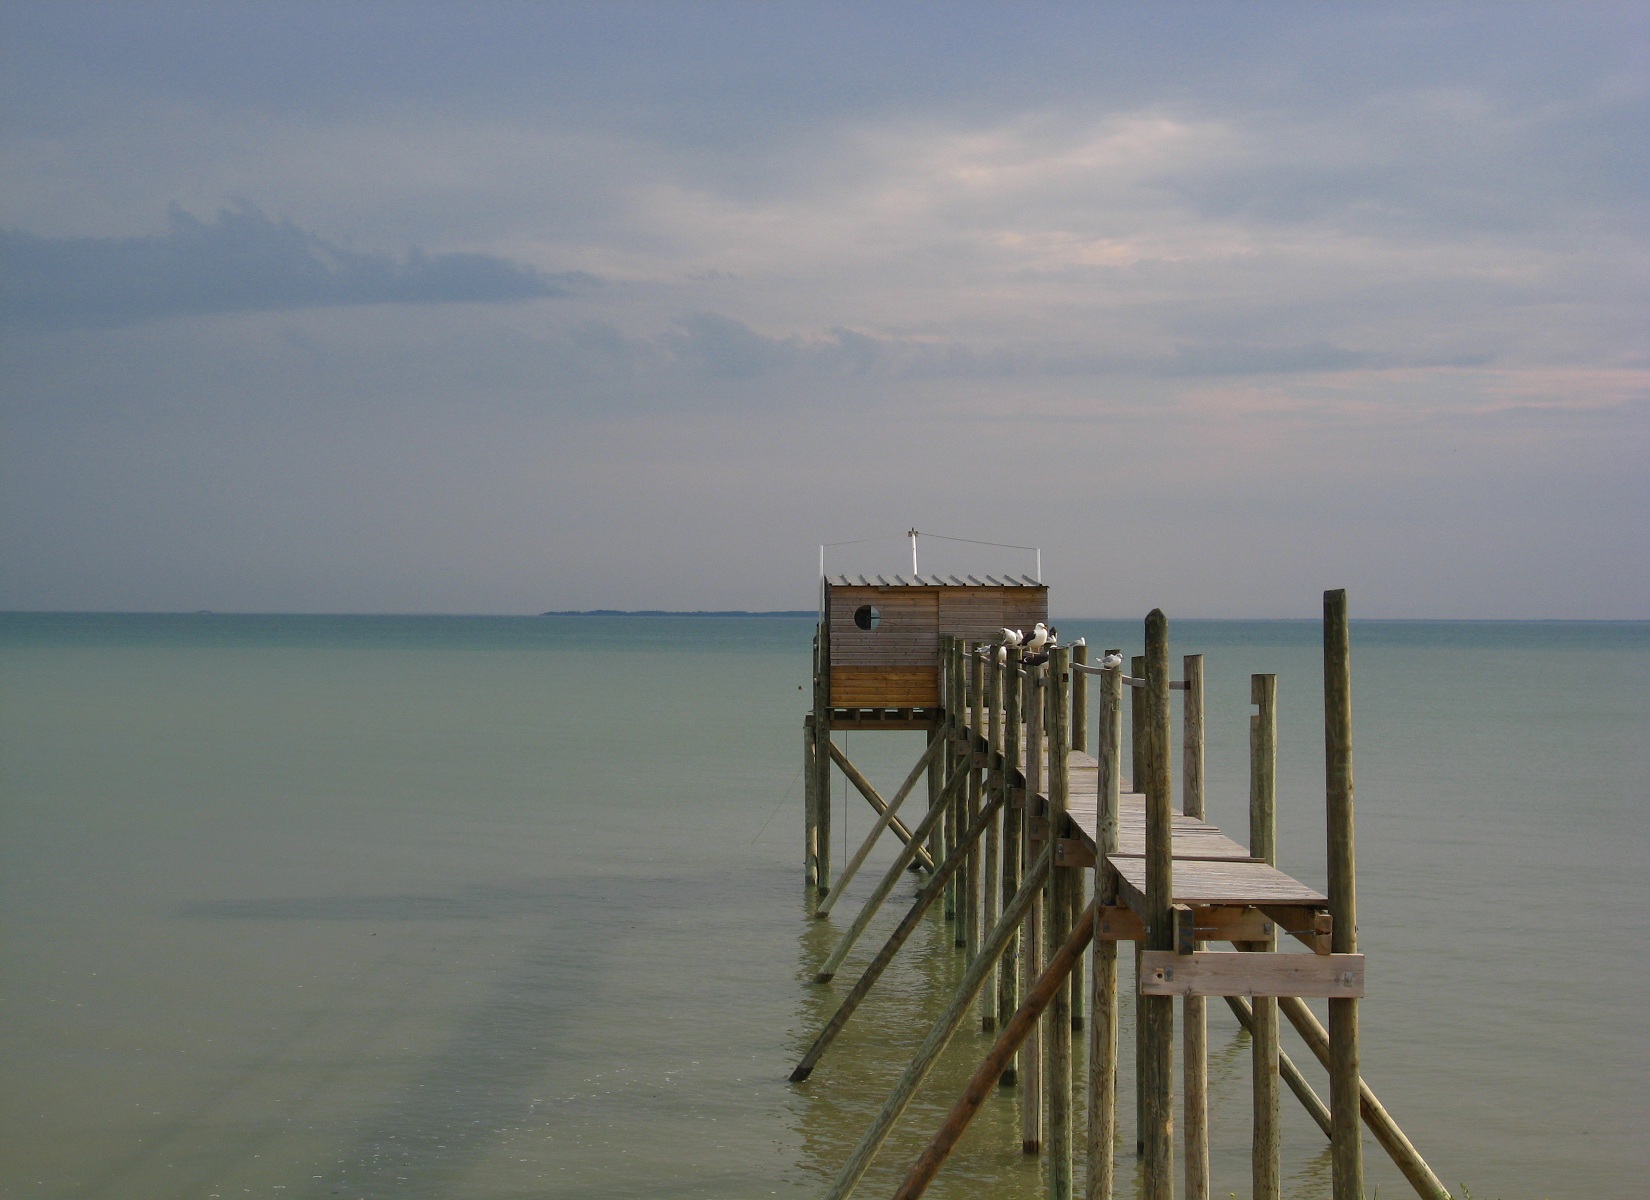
[
  {"left": 827, "top": 740, "right": 937, "bottom": 872},
  {"left": 1222, "top": 995, "right": 1331, "bottom": 1140},
  {"left": 793, "top": 785, "right": 1005, "bottom": 1080},
  {"left": 814, "top": 761, "right": 968, "bottom": 983},
  {"left": 891, "top": 896, "right": 1100, "bottom": 1200},
  {"left": 967, "top": 643, "right": 986, "bottom": 961},
  {"left": 820, "top": 842, "right": 1057, "bottom": 1200},
  {"left": 1139, "top": 950, "right": 1365, "bottom": 998},
  {"left": 816, "top": 734, "right": 945, "bottom": 917},
  {"left": 1260, "top": 905, "right": 1333, "bottom": 955},
  {"left": 1323, "top": 589, "right": 1364, "bottom": 1200},
  {"left": 1069, "top": 642, "right": 1088, "bottom": 1034},
  {"left": 1277, "top": 995, "right": 1452, "bottom": 1200}
]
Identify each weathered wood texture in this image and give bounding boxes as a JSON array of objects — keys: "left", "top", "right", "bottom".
[
  {"left": 1249, "top": 672, "right": 1281, "bottom": 1200},
  {"left": 1323, "top": 589, "right": 1363, "bottom": 1200},
  {"left": 1045, "top": 648, "right": 1075, "bottom": 1199},
  {"left": 1139, "top": 951, "right": 1364, "bottom": 998},
  {"left": 1180, "top": 653, "right": 1208, "bottom": 1200},
  {"left": 1141, "top": 611, "right": 1174, "bottom": 1200}
]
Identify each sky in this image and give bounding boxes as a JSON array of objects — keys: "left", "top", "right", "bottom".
[{"left": 1, "top": 2, "right": 1645, "bottom": 618}]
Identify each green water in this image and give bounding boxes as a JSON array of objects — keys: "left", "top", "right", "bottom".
[{"left": 1, "top": 614, "right": 1645, "bottom": 1198}]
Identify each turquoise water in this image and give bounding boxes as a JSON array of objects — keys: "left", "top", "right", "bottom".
[{"left": 1, "top": 613, "right": 1646, "bottom": 1199}]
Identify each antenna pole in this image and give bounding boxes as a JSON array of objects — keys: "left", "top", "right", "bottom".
[
  {"left": 909, "top": 528, "right": 919, "bottom": 575},
  {"left": 1036, "top": 548, "right": 1042, "bottom": 581}
]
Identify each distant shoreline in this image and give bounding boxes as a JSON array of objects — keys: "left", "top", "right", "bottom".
[{"left": 540, "top": 609, "right": 815, "bottom": 617}]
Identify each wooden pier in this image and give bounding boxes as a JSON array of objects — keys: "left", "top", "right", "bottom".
[{"left": 795, "top": 575, "right": 1448, "bottom": 1200}]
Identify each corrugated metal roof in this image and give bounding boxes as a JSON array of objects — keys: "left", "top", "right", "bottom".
[{"left": 825, "top": 573, "right": 1044, "bottom": 588}]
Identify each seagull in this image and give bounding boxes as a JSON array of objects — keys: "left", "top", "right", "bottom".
[
  {"left": 999, "top": 627, "right": 1023, "bottom": 646},
  {"left": 1023, "top": 622, "right": 1049, "bottom": 653},
  {"left": 1100, "top": 653, "right": 1123, "bottom": 670}
]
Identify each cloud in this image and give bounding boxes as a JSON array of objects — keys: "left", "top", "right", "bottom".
[{"left": 0, "top": 201, "right": 593, "bottom": 330}]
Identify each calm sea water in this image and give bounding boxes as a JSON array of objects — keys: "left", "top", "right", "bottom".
[{"left": 2, "top": 613, "right": 1646, "bottom": 1199}]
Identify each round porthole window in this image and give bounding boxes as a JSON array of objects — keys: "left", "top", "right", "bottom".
[{"left": 854, "top": 605, "right": 881, "bottom": 631}]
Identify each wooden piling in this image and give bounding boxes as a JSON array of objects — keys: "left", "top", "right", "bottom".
[
  {"left": 1249, "top": 673, "right": 1281, "bottom": 1200},
  {"left": 1130, "top": 651, "right": 1147, "bottom": 1153},
  {"left": 1046, "top": 647, "right": 1076, "bottom": 1199},
  {"left": 967, "top": 642, "right": 986, "bottom": 959},
  {"left": 814, "top": 620, "right": 833, "bottom": 893},
  {"left": 1086, "top": 650, "right": 1123, "bottom": 1200},
  {"left": 1324, "top": 589, "right": 1363, "bottom": 1200},
  {"left": 998, "top": 644, "right": 1024, "bottom": 1081},
  {"left": 982, "top": 648, "right": 1004, "bottom": 1032},
  {"left": 1022, "top": 662, "right": 1045, "bottom": 1153},
  {"left": 805, "top": 712, "right": 819, "bottom": 889},
  {"left": 1069, "top": 641, "right": 1089, "bottom": 1032},
  {"left": 943, "top": 636, "right": 959, "bottom": 922},
  {"left": 1141, "top": 612, "right": 1175, "bottom": 1200},
  {"left": 1181, "top": 653, "right": 1208, "bottom": 1200}
]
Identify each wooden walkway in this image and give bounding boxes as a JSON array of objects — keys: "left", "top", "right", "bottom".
[{"left": 997, "top": 741, "right": 1329, "bottom": 914}]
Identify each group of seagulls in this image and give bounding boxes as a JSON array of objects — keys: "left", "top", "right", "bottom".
[
  {"left": 992, "top": 623, "right": 1126, "bottom": 672},
  {"left": 995, "top": 622, "right": 1057, "bottom": 664}
]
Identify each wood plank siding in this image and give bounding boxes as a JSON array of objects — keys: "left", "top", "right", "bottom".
[{"left": 825, "top": 582, "right": 1047, "bottom": 711}]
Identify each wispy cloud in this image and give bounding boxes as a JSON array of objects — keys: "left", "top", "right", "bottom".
[{"left": 0, "top": 201, "right": 593, "bottom": 330}]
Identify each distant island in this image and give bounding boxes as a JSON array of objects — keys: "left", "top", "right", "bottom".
[{"left": 540, "top": 609, "right": 814, "bottom": 617}]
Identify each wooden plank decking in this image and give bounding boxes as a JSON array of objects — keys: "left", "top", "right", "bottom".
[{"left": 971, "top": 725, "right": 1327, "bottom": 912}]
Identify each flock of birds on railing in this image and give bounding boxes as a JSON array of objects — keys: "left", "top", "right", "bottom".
[{"left": 991, "top": 623, "right": 1124, "bottom": 672}]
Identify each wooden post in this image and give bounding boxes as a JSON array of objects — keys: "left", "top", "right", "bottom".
[
  {"left": 1249, "top": 673, "right": 1281, "bottom": 1200},
  {"left": 1069, "top": 641, "right": 1089, "bottom": 1032},
  {"left": 943, "top": 636, "right": 959, "bottom": 922},
  {"left": 982, "top": 648, "right": 1005, "bottom": 1032},
  {"left": 1324, "top": 590, "right": 1363, "bottom": 1200},
  {"left": 1141, "top": 611, "right": 1175, "bottom": 1200},
  {"left": 1022, "top": 662, "right": 1045, "bottom": 1153},
  {"left": 1180, "top": 653, "right": 1207, "bottom": 1200},
  {"left": 822, "top": 843, "right": 1056, "bottom": 1200},
  {"left": 806, "top": 712, "right": 819, "bottom": 889},
  {"left": 967, "top": 642, "right": 986, "bottom": 959},
  {"left": 1130, "top": 654, "right": 1146, "bottom": 793},
  {"left": 1087, "top": 650, "right": 1123, "bottom": 1200},
  {"left": 1046, "top": 647, "right": 1075, "bottom": 1199},
  {"left": 814, "top": 620, "right": 833, "bottom": 894},
  {"left": 999, "top": 644, "right": 1024, "bottom": 1081},
  {"left": 1130, "top": 651, "right": 1147, "bottom": 1155}
]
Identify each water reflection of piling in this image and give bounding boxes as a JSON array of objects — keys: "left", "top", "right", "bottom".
[{"left": 792, "top": 576, "right": 1449, "bottom": 1199}]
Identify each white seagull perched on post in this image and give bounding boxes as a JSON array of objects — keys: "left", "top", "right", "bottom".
[
  {"left": 1100, "top": 652, "right": 1124, "bottom": 671},
  {"left": 1023, "top": 622, "right": 1050, "bottom": 653},
  {"left": 999, "top": 627, "right": 1022, "bottom": 646}
]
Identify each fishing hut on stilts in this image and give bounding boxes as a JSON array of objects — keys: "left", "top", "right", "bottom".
[{"left": 795, "top": 541, "right": 1448, "bottom": 1200}]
